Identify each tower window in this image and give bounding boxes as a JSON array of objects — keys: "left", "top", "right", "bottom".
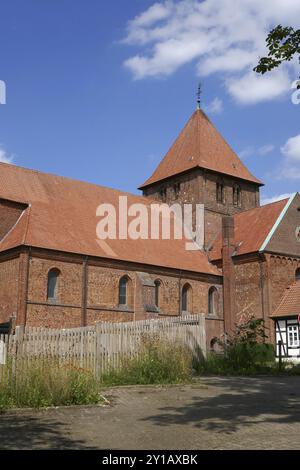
[
  {"left": 296, "top": 268, "right": 300, "bottom": 281},
  {"left": 233, "top": 184, "right": 241, "bottom": 206},
  {"left": 173, "top": 183, "right": 181, "bottom": 197},
  {"left": 216, "top": 182, "right": 224, "bottom": 203},
  {"left": 160, "top": 188, "right": 167, "bottom": 201}
]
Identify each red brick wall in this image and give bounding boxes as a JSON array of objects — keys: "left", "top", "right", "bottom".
[
  {"left": 0, "top": 256, "right": 19, "bottom": 323},
  {"left": 205, "top": 318, "right": 224, "bottom": 351},
  {"left": 88, "top": 265, "right": 135, "bottom": 309},
  {"left": 26, "top": 305, "right": 81, "bottom": 328},
  {"left": 269, "top": 255, "right": 300, "bottom": 312},
  {"left": 22, "top": 254, "right": 223, "bottom": 328},
  {"left": 234, "top": 260, "right": 262, "bottom": 321},
  {"left": 27, "top": 257, "right": 82, "bottom": 306}
]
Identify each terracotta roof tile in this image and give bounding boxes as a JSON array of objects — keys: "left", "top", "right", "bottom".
[
  {"left": 139, "top": 109, "right": 263, "bottom": 189},
  {"left": 272, "top": 281, "right": 300, "bottom": 318},
  {"left": 0, "top": 163, "right": 220, "bottom": 277},
  {"left": 209, "top": 198, "right": 288, "bottom": 260}
]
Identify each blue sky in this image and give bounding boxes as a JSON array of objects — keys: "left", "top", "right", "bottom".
[{"left": 0, "top": 0, "right": 299, "bottom": 203}]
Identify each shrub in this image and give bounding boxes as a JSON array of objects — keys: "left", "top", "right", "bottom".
[
  {"left": 194, "top": 317, "right": 277, "bottom": 376},
  {"left": 101, "top": 335, "right": 193, "bottom": 386},
  {"left": 195, "top": 343, "right": 275, "bottom": 376},
  {"left": 0, "top": 359, "right": 101, "bottom": 411}
]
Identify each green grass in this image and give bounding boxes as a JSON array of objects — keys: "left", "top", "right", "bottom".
[
  {"left": 1, "top": 335, "right": 298, "bottom": 411},
  {"left": 0, "top": 359, "right": 102, "bottom": 411},
  {"left": 100, "top": 336, "right": 193, "bottom": 386}
]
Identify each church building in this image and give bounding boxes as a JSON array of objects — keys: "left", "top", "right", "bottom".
[{"left": 0, "top": 106, "right": 299, "bottom": 357}]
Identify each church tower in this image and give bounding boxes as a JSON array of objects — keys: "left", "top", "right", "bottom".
[{"left": 139, "top": 106, "right": 263, "bottom": 248}]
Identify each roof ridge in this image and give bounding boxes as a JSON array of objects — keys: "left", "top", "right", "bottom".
[
  {"left": 232, "top": 197, "right": 289, "bottom": 218},
  {"left": 0, "top": 162, "right": 149, "bottom": 203}
]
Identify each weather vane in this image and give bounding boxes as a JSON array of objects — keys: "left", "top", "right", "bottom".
[{"left": 196, "top": 83, "right": 202, "bottom": 110}]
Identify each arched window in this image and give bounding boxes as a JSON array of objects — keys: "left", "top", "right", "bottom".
[
  {"left": 119, "top": 276, "right": 128, "bottom": 305},
  {"left": 154, "top": 280, "right": 161, "bottom": 308},
  {"left": 216, "top": 181, "right": 224, "bottom": 203},
  {"left": 233, "top": 184, "right": 241, "bottom": 206},
  {"left": 296, "top": 268, "right": 300, "bottom": 281},
  {"left": 182, "top": 284, "right": 192, "bottom": 313},
  {"left": 208, "top": 286, "right": 218, "bottom": 315},
  {"left": 47, "top": 268, "right": 60, "bottom": 302}
]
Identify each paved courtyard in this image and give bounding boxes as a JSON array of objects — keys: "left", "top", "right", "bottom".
[{"left": 1, "top": 376, "right": 300, "bottom": 450}]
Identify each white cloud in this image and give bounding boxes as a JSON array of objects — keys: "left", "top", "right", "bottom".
[
  {"left": 258, "top": 144, "right": 275, "bottom": 156},
  {"left": 203, "top": 97, "right": 223, "bottom": 115},
  {"left": 274, "top": 134, "right": 300, "bottom": 180},
  {"left": 226, "top": 69, "right": 290, "bottom": 105},
  {"left": 281, "top": 134, "right": 300, "bottom": 161},
  {"left": 261, "top": 193, "right": 293, "bottom": 205},
  {"left": 130, "top": 2, "right": 171, "bottom": 28},
  {"left": 0, "top": 146, "right": 13, "bottom": 164},
  {"left": 239, "top": 143, "right": 275, "bottom": 159},
  {"left": 123, "top": 0, "right": 300, "bottom": 103},
  {"left": 239, "top": 147, "right": 254, "bottom": 159},
  {"left": 280, "top": 166, "right": 300, "bottom": 180}
]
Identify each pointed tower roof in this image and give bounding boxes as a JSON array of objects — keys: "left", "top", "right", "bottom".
[{"left": 139, "top": 109, "right": 263, "bottom": 189}]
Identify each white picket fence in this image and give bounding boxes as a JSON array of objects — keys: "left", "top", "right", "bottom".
[{"left": 0, "top": 314, "right": 206, "bottom": 379}]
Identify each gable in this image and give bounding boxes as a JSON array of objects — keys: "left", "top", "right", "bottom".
[
  {"left": 0, "top": 199, "right": 27, "bottom": 241},
  {"left": 263, "top": 193, "right": 300, "bottom": 257},
  {"left": 209, "top": 198, "right": 288, "bottom": 260}
]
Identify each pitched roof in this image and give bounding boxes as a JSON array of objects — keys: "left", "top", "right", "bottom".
[
  {"left": 272, "top": 281, "right": 300, "bottom": 318},
  {"left": 0, "top": 163, "right": 220, "bottom": 277},
  {"left": 209, "top": 198, "right": 289, "bottom": 260},
  {"left": 139, "top": 109, "right": 263, "bottom": 189}
]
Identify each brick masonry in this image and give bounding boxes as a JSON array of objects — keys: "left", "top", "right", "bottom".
[
  {"left": 142, "top": 168, "right": 260, "bottom": 247},
  {"left": 9, "top": 251, "right": 223, "bottom": 349},
  {"left": 0, "top": 256, "right": 19, "bottom": 323}
]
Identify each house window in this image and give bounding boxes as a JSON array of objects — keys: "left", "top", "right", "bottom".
[
  {"left": 296, "top": 268, "right": 300, "bottom": 280},
  {"left": 154, "top": 280, "right": 161, "bottom": 308},
  {"left": 47, "top": 268, "right": 60, "bottom": 302},
  {"left": 208, "top": 286, "right": 218, "bottom": 315},
  {"left": 216, "top": 182, "right": 224, "bottom": 203},
  {"left": 287, "top": 325, "right": 299, "bottom": 348},
  {"left": 119, "top": 276, "right": 128, "bottom": 305},
  {"left": 181, "top": 284, "right": 191, "bottom": 312},
  {"left": 233, "top": 184, "right": 241, "bottom": 206}
]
